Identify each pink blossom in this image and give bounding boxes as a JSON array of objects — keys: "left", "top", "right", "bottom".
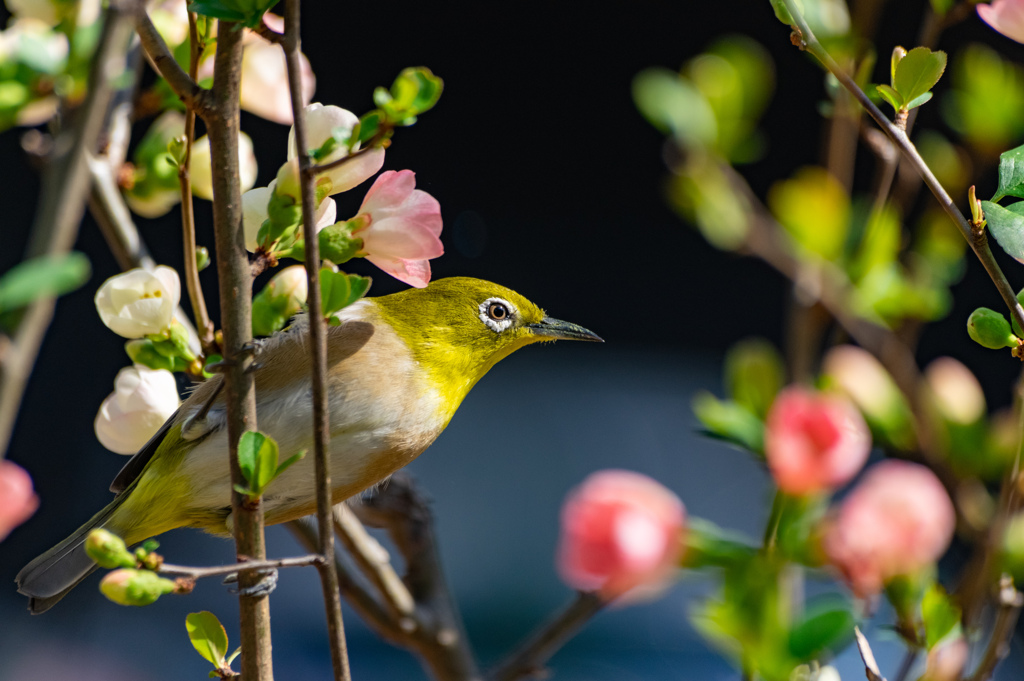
[
  {"left": 557, "top": 470, "right": 686, "bottom": 600},
  {"left": 823, "top": 460, "right": 955, "bottom": 597},
  {"left": 239, "top": 14, "right": 315, "bottom": 125},
  {"left": 979, "top": 0, "right": 1024, "bottom": 44},
  {"left": 354, "top": 170, "right": 443, "bottom": 288},
  {"left": 764, "top": 387, "right": 871, "bottom": 495},
  {"left": 0, "top": 461, "right": 39, "bottom": 541}
]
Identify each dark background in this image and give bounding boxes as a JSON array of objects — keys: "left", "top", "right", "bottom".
[{"left": 3, "top": 0, "right": 1024, "bottom": 679}]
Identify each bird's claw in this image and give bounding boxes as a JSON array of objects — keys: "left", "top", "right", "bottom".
[{"left": 224, "top": 568, "right": 278, "bottom": 597}]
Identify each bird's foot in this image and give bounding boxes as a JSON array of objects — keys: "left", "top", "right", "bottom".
[{"left": 223, "top": 567, "right": 278, "bottom": 597}]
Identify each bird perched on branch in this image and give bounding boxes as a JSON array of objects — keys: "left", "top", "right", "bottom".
[{"left": 17, "top": 277, "right": 601, "bottom": 613}]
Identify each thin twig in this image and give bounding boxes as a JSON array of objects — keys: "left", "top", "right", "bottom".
[
  {"left": 287, "top": 518, "right": 402, "bottom": 642},
  {"left": 853, "top": 627, "right": 887, "bottom": 681},
  {"left": 133, "top": 7, "right": 208, "bottom": 116},
  {"left": 892, "top": 648, "right": 918, "bottom": 681},
  {"left": 781, "top": 0, "right": 1024, "bottom": 335},
  {"left": 206, "top": 19, "right": 272, "bottom": 681},
  {"left": 312, "top": 143, "right": 377, "bottom": 174},
  {"left": 355, "top": 473, "right": 483, "bottom": 681},
  {"left": 282, "top": 2, "right": 351, "bottom": 680},
  {"left": 488, "top": 592, "right": 604, "bottom": 681},
  {"left": 178, "top": 11, "right": 215, "bottom": 355},
  {"left": 333, "top": 503, "right": 416, "bottom": 621},
  {"left": 0, "top": 0, "right": 137, "bottom": 458},
  {"left": 967, "top": 575, "right": 1023, "bottom": 681},
  {"left": 160, "top": 554, "right": 324, "bottom": 578}
]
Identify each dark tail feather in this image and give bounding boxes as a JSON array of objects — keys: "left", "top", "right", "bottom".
[{"left": 16, "top": 493, "right": 129, "bottom": 614}]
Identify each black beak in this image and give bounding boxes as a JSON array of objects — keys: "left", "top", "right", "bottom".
[{"left": 527, "top": 317, "right": 603, "bottom": 342}]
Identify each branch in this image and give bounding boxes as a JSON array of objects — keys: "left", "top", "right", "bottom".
[
  {"left": 781, "top": 0, "right": 1024, "bottom": 336},
  {"left": 312, "top": 143, "right": 378, "bottom": 174},
  {"left": 282, "top": 2, "right": 351, "bottom": 680},
  {"left": 488, "top": 592, "right": 604, "bottom": 681},
  {"left": 287, "top": 518, "right": 401, "bottom": 643},
  {"left": 355, "top": 473, "right": 483, "bottom": 681},
  {"left": 853, "top": 627, "right": 888, "bottom": 681},
  {"left": 0, "top": 0, "right": 137, "bottom": 458},
  {"left": 133, "top": 7, "right": 209, "bottom": 116},
  {"left": 333, "top": 503, "right": 415, "bottom": 621},
  {"left": 206, "top": 20, "right": 272, "bottom": 681},
  {"left": 178, "top": 11, "right": 215, "bottom": 354},
  {"left": 967, "top": 575, "right": 1023, "bottom": 681},
  {"left": 160, "top": 554, "right": 324, "bottom": 579}
]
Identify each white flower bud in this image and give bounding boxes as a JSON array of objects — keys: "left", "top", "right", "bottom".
[
  {"left": 288, "top": 103, "right": 385, "bottom": 195},
  {"left": 94, "top": 266, "right": 181, "bottom": 339},
  {"left": 190, "top": 132, "right": 258, "bottom": 201},
  {"left": 243, "top": 183, "right": 336, "bottom": 253},
  {"left": 94, "top": 365, "right": 181, "bottom": 455}
]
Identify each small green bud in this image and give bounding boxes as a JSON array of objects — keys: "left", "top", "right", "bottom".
[
  {"left": 967, "top": 307, "right": 1017, "bottom": 349},
  {"left": 100, "top": 568, "right": 176, "bottom": 606},
  {"left": 266, "top": 193, "right": 301, "bottom": 236},
  {"left": 167, "top": 136, "right": 187, "bottom": 168},
  {"left": 85, "top": 529, "right": 136, "bottom": 569},
  {"left": 274, "top": 160, "right": 302, "bottom": 202},
  {"left": 723, "top": 338, "right": 784, "bottom": 420},
  {"left": 252, "top": 265, "right": 308, "bottom": 337},
  {"left": 195, "top": 246, "right": 210, "bottom": 272},
  {"left": 125, "top": 339, "right": 186, "bottom": 372}
]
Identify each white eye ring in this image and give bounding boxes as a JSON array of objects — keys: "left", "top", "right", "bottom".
[{"left": 479, "top": 297, "right": 516, "bottom": 333}]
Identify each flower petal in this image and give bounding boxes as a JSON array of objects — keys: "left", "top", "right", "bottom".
[{"left": 365, "top": 254, "right": 432, "bottom": 288}]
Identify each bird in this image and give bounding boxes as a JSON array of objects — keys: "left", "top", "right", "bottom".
[{"left": 17, "top": 277, "right": 601, "bottom": 613}]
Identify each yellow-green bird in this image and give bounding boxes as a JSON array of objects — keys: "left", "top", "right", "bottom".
[{"left": 17, "top": 277, "right": 600, "bottom": 613}]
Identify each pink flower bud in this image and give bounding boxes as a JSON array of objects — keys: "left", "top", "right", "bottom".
[
  {"left": 557, "top": 470, "right": 685, "bottom": 600},
  {"left": 823, "top": 460, "right": 955, "bottom": 597},
  {"left": 764, "top": 387, "right": 871, "bottom": 495},
  {"left": 354, "top": 170, "right": 443, "bottom": 288},
  {"left": 0, "top": 461, "right": 38, "bottom": 541},
  {"left": 978, "top": 0, "right": 1024, "bottom": 44},
  {"left": 239, "top": 14, "right": 316, "bottom": 125}
]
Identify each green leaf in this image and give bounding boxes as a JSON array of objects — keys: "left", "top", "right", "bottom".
[
  {"left": 276, "top": 450, "right": 305, "bottom": 476},
  {"left": 692, "top": 392, "right": 765, "bottom": 455},
  {"left": 922, "top": 584, "right": 961, "bottom": 649},
  {"left": 788, "top": 599, "right": 855, "bottom": 660},
  {"left": 875, "top": 83, "right": 903, "bottom": 112},
  {"left": 237, "top": 431, "right": 277, "bottom": 494},
  {"left": 320, "top": 269, "right": 371, "bottom": 318},
  {"left": 633, "top": 67, "right": 718, "bottom": 148},
  {"left": 187, "top": 0, "right": 277, "bottom": 28},
  {"left": 185, "top": 611, "right": 229, "bottom": 667},
  {"left": 893, "top": 47, "right": 947, "bottom": 108},
  {"left": 0, "top": 252, "right": 90, "bottom": 314},
  {"left": 903, "top": 91, "right": 933, "bottom": 111},
  {"left": 389, "top": 67, "right": 443, "bottom": 118},
  {"left": 682, "top": 517, "right": 757, "bottom": 569},
  {"left": 724, "top": 338, "right": 784, "bottom": 420},
  {"left": 357, "top": 111, "right": 382, "bottom": 145},
  {"left": 981, "top": 200, "right": 1024, "bottom": 263},
  {"left": 993, "top": 144, "right": 1024, "bottom": 201}
]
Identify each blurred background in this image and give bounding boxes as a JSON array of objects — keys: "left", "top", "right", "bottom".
[{"left": 3, "top": 0, "right": 1024, "bottom": 678}]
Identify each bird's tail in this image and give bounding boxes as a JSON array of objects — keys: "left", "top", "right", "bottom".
[{"left": 16, "top": 492, "right": 131, "bottom": 614}]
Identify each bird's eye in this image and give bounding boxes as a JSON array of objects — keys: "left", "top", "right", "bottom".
[{"left": 488, "top": 302, "right": 509, "bottom": 321}]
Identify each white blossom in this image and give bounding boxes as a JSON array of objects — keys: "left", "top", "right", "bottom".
[
  {"left": 94, "top": 365, "right": 180, "bottom": 455},
  {"left": 95, "top": 266, "right": 180, "bottom": 338}
]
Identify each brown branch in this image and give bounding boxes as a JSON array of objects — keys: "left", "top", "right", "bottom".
[
  {"left": 179, "top": 11, "right": 215, "bottom": 355},
  {"left": 160, "top": 554, "right": 324, "bottom": 579},
  {"left": 134, "top": 7, "right": 209, "bottom": 116},
  {"left": 282, "top": 2, "right": 351, "bottom": 680},
  {"left": 287, "top": 518, "right": 402, "bottom": 641},
  {"left": 312, "top": 143, "right": 378, "bottom": 174},
  {"left": 967, "top": 575, "right": 1023, "bottom": 681},
  {"left": 333, "top": 503, "right": 416, "bottom": 622},
  {"left": 206, "top": 20, "right": 272, "bottom": 681},
  {"left": 488, "top": 592, "right": 604, "bottom": 681},
  {"left": 355, "top": 473, "right": 483, "bottom": 681},
  {"left": 0, "top": 0, "right": 137, "bottom": 458}
]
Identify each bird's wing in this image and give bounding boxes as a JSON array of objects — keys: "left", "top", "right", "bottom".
[{"left": 108, "top": 375, "right": 224, "bottom": 494}]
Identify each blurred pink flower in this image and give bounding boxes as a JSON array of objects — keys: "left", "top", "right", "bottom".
[
  {"left": 823, "top": 460, "right": 955, "bottom": 597},
  {"left": 0, "top": 461, "right": 39, "bottom": 541},
  {"left": 354, "top": 170, "right": 443, "bottom": 288},
  {"left": 764, "top": 386, "right": 871, "bottom": 495},
  {"left": 557, "top": 470, "right": 685, "bottom": 600},
  {"left": 979, "top": 0, "right": 1024, "bottom": 44},
  {"left": 194, "top": 14, "right": 316, "bottom": 125}
]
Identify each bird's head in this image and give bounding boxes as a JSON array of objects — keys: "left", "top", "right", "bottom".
[{"left": 371, "top": 277, "right": 601, "bottom": 407}]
